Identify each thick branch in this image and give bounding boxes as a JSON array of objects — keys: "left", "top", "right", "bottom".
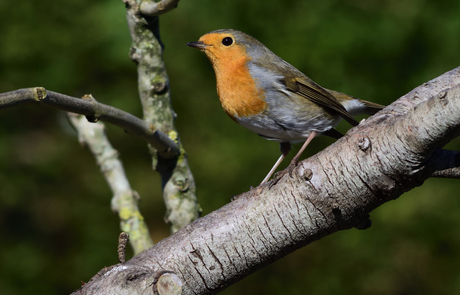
[
  {"left": 0, "top": 88, "right": 179, "bottom": 159},
  {"left": 71, "top": 68, "right": 460, "bottom": 294}
]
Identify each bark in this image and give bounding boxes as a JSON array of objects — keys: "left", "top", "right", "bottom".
[
  {"left": 125, "top": 0, "right": 200, "bottom": 233},
  {"left": 71, "top": 68, "right": 460, "bottom": 295}
]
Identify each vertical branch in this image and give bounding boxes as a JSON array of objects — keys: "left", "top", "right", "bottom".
[
  {"left": 125, "top": 0, "right": 200, "bottom": 233},
  {"left": 68, "top": 112, "right": 153, "bottom": 254}
]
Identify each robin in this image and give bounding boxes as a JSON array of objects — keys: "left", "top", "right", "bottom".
[{"left": 187, "top": 29, "right": 384, "bottom": 184}]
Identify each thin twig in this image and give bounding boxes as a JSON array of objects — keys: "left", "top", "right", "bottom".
[
  {"left": 0, "top": 88, "right": 179, "bottom": 159},
  {"left": 118, "top": 232, "right": 130, "bottom": 263}
]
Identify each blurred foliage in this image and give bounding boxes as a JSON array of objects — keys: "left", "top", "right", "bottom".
[{"left": 0, "top": 0, "right": 459, "bottom": 294}]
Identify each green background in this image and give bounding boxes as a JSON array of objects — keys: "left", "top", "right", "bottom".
[{"left": 1, "top": 0, "right": 460, "bottom": 294}]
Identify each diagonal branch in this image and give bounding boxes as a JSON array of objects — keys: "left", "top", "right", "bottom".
[
  {"left": 125, "top": 1, "right": 200, "bottom": 233},
  {"left": 0, "top": 88, "right": 179, "bottom": 159},
  {"left": 68, "top": 111, "right": 154, "bottom": 255},
  {"left": 71, "top": 67, "right": 460, "bottom": 295}
]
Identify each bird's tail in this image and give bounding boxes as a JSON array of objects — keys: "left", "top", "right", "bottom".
[
  {"left": 327, "top": 89, "right": 385, "bottom": 116},
  {"left": 356, "top": 99, "right": 385, "bottom": 115}
]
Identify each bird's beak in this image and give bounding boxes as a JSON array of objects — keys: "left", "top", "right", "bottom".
[{"left": 186, "top": 41, "right": 208, "bottom": 50}]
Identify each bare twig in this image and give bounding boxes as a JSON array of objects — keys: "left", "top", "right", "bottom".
[
  {"left": 0, "top": 88, "right": 179, "bottom": 159},
  {"left": 118, "top": 232, "right": 130, "bottom": 263}
]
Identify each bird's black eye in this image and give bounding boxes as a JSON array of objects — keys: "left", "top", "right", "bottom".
[{"left": 222, "top": 37, "right": 233, "bottom": 46}]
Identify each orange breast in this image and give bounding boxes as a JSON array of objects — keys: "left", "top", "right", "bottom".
[{"left": 212, "top": 51, "right": 267, "bottom": 120}]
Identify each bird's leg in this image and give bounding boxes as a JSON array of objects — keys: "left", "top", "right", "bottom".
[
  {"left": 266, "top": 131, "right": 318, "bottom": 186},
  {"left": 260, "top": 142, "right": 291, "bottom": 184},
  {"left": 285, "top": 131, "right": 317, "bottom": 177}
]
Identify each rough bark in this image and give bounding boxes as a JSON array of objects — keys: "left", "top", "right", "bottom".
[
  {"left": 71, "top": 68, "right": 460, "bottom": 295},
  {"left": 125, "top": 0, "right": 200, "bottom": 233}
]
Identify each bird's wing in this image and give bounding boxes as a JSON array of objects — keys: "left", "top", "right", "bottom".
[{"left": 284, "top": 76, "right": 359, "bottom": 127}]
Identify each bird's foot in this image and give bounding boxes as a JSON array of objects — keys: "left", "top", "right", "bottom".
[
  {"left": 268, "top": 159, "right": 298, "bottom": 188},
  {"left": 268, "top": 171, "right": 285, "bottom": 188},
  {"left": 286, "top": 159, "right": 298, "bottom": 178}
]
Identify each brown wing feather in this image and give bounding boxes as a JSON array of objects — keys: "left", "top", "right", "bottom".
[{"left": 285, "top": 77, "right": 359, "bottom": 126}]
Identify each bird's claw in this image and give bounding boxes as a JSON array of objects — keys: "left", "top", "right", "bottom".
[
  {"left": 286, "top": 161, "right": 297, "bottom": 178},
  {"left": 268, "top": 172, "right": 284, "bottom": 188},
  {"left": 268, "top": 160, "right": 298, "bottom": 188}
]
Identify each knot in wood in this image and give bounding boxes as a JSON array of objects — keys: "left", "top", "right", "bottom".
[
  {"left": 174, "top": 177, "right": 190, "bottom": 192},
  {"left": 34, "top": 87, "right": 47, "bottom": 101},
  {"left": 358, "top": 136, "right": 371, "bottom": 151},
  {"left": 153, "top": 81, "right": 167, "bottom": 94},
  {"left": 153, "top": 272, "right": 183, "bottom": 295},
  {"left": 302, "top": 168, "right": 313, "bottom": 181},
  {"left": 436, "top": 90, "right": 447, "bottom": 100}
]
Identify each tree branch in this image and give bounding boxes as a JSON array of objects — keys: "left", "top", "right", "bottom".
[
  {"left": 70, "top": 67, "right": 460, "bottom": 294},
  {"left": 0, "top": 0, "right": 199, "bottom": 246},
  {"left": 68, "top": 111, "right": 154, "bottom": 255},
  {"left": 139, "top": 0, "right": 180, "bottom": 16},
  {"left": 0, "top": 88, "right": 179, "bottom": 159},
  {"left": 125, "top": 1, "right": 200, "bottom": 233}
]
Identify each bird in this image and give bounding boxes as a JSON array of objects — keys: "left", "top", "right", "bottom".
[{"left": 187, "top": 29, "right": 384, "bottom": 184}]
